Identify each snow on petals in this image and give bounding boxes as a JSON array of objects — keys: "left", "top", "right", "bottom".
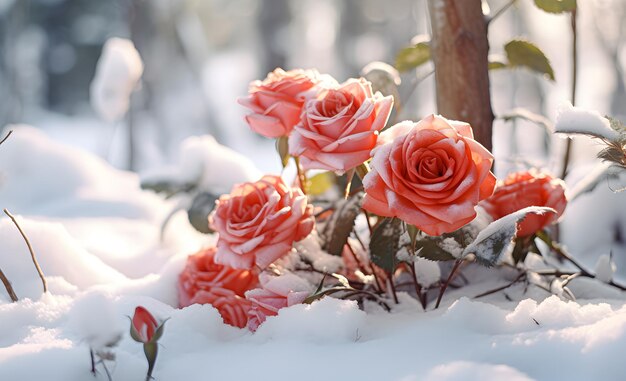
[
  {"left": 177, "top": 246, "right": 259, "bottom": 328},
  {"left": 209, "top": 175, "right": 315, "bottom": 269},
  {"left": 289, "top": 77, "right": 394, "bottom": 172},
  {"left": 245, "top": 273, "right": 312, "bottom": 332},
  {"left": 362, "top": 115, "right": 496, "bottom": 236}
]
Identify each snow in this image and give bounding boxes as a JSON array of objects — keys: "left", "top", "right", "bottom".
[
  {"left": 555, "top": 103, "right": 620, "bottom": 141},
  {"left": 1, "top": 127, "right": 626, "bottom": 380},
  {"left": 90, "top": 38, "right": 144, "bottom": 122}
]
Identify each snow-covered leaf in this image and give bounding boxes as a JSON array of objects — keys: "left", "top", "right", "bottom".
[
  {"left": 533, "top": 0, "right": 576, "bottom": 14},
  {"left": 370, "top": 217, "right": 403, "bottom": 273},
  {"left": 555, "top": 104, "right": 620, "bottom": 141},
  {"left": 505, "top": 40, "right": 555, "bottom": 81},
  {"left": 361, "top": 61, "right": 401, "bottom": 108},
  {"left": 567, "top": 162, "right": 618, "bottom": 200},
  {"left": 395, "top": 37, "right": 430, "bottom": 72},
  {"left": 322, "top": 192, "right": 363, "bottom": 256},
  {"left": 463, "top": 206, "right": 556, "bottom": 267},
  {"left": 500, "top": 107, "right": 554, "bottom": 132},
  {"left": 594, "top": 254, "right": 616, "bottom": 283},
  {"left": 187, "top": 192, "right": 218, "bottom": 234}
]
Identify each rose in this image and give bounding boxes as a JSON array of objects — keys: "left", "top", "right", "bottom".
[
  {"left": 362, "top": 115, "right": 496, "bottom": 236},
  {"left": 238, "top": 68, "right": 327, "bottom": 138},
  {"left": 245, "top": 273, "right": 311, "bottom": 331},
  {"left": 480, "top": 170, "right": 567, "bottom": 237},
  {"left": 209, "top": 175, "right": 315, "bottom": 269},
  {"left": 177, "top": 246, "right": 259, "bottom": 328},
  {"left": 289, "top": 78, "right": 394, "bottom": 172}
]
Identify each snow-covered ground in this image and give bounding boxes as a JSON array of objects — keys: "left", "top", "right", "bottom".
[{"left": 1, "top": 126, "right": 626, "bottom": 381}]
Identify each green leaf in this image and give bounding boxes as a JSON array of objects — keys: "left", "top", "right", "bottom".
[
  {"left": 414, "top": 239, "right": 457, "bottom": 262},
  {"left": 187, "top": 192, "right": 218, "bottom": 234},
  {"left": 322, "top": 192, "right": 363, "bottom": 256},
  {"left": 533, "top": 0, "right": 576, "bottom": 13},
  {"left": 505, "top": 39, "right": 555, "bottom": 80},
  {"left": 370, "top": 218, "right": 403, "bottom": 273},
  {"left": 308, "top": 171, "right": 335, "bottom": 196},
  {"left": 488, "top": 61, "right": 508, "bottom": 70},
  {"left": 395, "top": 40, "right": 431, "bottom": 72},
  {"left": 275, "top": 136, "right": 290, "bottom": 168}
]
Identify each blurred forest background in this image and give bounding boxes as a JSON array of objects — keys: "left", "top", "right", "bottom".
[{"left": 0, "top": 0, "right": 624, "bottom": 175}]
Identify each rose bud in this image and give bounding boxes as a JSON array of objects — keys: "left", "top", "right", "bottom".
[
  {"left": 129, "top": 306, "right": 166, "bottom": 381},
  {"left": 362, "top": 115, "right": 496, "bottom": 236}
]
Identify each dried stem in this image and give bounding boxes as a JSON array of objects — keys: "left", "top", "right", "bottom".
[
  {"left": 0, "top": 267, "right": 18, "bottom": 302},
  {"left": 0, "top": 130, "right": 13, "bottom": 146},
  {"left": 435, "top": 259, "right": 462, "bottom": 309},
  {"left": 4, "top": 209, "right": 47, "bottom": 293},
  {"left": 294, "top": 156, "right": 307, "bottom": 195}
]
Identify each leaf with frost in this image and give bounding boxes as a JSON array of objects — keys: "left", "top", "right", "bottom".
[
  {"left": 370, "top": 218, "right": 403, "bottom": 273},
  {"left": 505, "top": 40, "right": 555, "bottom": 80},
  {"left": 322, "top": 192, "right": 363, "bottom": 256},
  {"left": 594, "top": 253, "right": 616, "bottom": 283},
  {"left": 463, "top": 206, "right": 556, "bottom": 267}
]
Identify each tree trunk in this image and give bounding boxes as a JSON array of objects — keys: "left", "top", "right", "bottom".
[{"left": 428, "top": 0, "right": 494, "bottom": 151}]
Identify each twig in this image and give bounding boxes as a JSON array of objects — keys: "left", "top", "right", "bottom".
[
  {"left": 486, "top": 0, "right": 517, "bottom": 25},
  {"left": 560, "top": 8, "right": 578, "bottom": 180},
  {"left": 388, "top": 274, "right": 399, "bottom": 304},
  {"left": 0, "top": 130, "right": 13, "bottom": 146},
  {"left": 4, "top": 209, "right": 47, "bottom": 293},
  {"left": 407, "top": 262, "right": 426, "bottom": 310},
  {"left": 294, "top": 156, "right": 307, "bottom": 195},
  {"left": 474, "top": 272, "right": 526, "bottom": 299},
  {"left": 435, "top": 259, "right": 462, "bottom": 309},
  {"left": 0, "top": 267, "right": 18, "bottom": 302}
]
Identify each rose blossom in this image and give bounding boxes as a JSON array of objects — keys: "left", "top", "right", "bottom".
[
  {"left": 289, "top": 77, "right": 394, "bottom": 172},
  {"left": 209, "top": 175, "right": 314, "bottom": 269},
  {"left": 238, "top": 68, "right": 327, "bottom": 138},
  {"left": 480, "top": 170, "right": 567, "bottom": 237},
  {"left": 362, "top": 115, "right": 496, "bottom": 236},
  {"left": 177, "top": 247, "right": 259, "bottom": 328},
  {"left": 245, "top": 273, "right": 311, "bottom": 332}
]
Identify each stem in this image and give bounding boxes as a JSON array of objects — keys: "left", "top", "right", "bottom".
[
  {"left": 474, "top": 272, "right": 526, "bottom": 299},
  {"left": 560, "top": 8, "right": 578, "bottom": 180},
  {"left": 355, "top": 162, "right": 370, "bottom": 180},
  {"left": 4, "top": 209, "right": 47, "bottom": 293},
  {"left": 486, "top": 0, "right": 516, "bottom": 25},
  {"left": 435, "top": 259, "right": 462, "bottom": 309},
  {"left": 90, "top": 349, "right": 96, "bottom": 375},
  {"left": 407, "top": 262, "right": 426, "bottom": 310},
  {"left": 294, "top": 156, "right": 307, "bottom": 195},
  {"left": 0, "top": 267, "right": 18, "bottom": 302},
  {"left": 388, "top": 274, "right": 399, "bottom": 304},
  {"left": 0, "top": 130, "right": 13, "bottom": 146}
]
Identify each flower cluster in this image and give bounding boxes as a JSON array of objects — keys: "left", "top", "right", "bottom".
[{"left": 175, "top": 67, "right": 572, "bottom": 331}]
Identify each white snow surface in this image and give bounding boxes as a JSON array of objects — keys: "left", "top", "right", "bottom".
[
  {"left": 1, "top": 127, "right": 626, "bottom": 380},
  {"left": 555, "top": 103, "right": 620, "bottom": 141}
]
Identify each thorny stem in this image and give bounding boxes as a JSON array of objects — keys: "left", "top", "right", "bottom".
[
  {"left": 294, "top": 156, "right": 307, "bottom": 195},
  {"left": 560, "top": 8, "right": 578, "bottom": 180},
  {"left": 0, "top": 267, "right": 18, "bottom": 302},
  {"left": 4, "top": 208, "right": 47, "bottom": 293},
  {"left": 0, "top": 130, "right": 13, "bottom": 146},
  {"left": 435, "top": 259, "right": 463, "bottom": 309}
]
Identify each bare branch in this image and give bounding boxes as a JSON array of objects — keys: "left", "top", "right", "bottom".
[
  {"left": 3, "top": 209, "right": 47, "bottom": 293},
  {"left": 0, "top": 130, "right": 13, "bottom": 146},
  {"left": 0, "top": 267, "right": 18, "bottom": 302}
]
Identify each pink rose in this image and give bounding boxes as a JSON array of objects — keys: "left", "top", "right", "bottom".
[
  {"left": 130, "top": 306, "right": 159, "bottom": 343},
  {"left": 238, "top": 68, "right": 326, "bottom": 138},
  {"left": 362, "top": 115, "right": 496, "bottom": 236},
  {"left": 177, "top": 247, "right": 259, "bottom": 328},
  {"left": 289, "top": 78, "right": 394, "bottom": 172},
  {"left": 209, "top": 175, "right": 315, "bottom": 269},
  {"left": 245, "top": 273, "right": 311, "bottom": 332},
  {"left": 481, "top": 170, "right": 567, "bottom": 237}
]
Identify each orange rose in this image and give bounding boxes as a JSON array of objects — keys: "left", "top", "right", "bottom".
[
  {"left": 177, "top": 247, "right": 259, "bottom": 328},
  {"left": 362, "top": 115, "right": 496, "bottom": 236},
  {"left": 238, "top": 68, "right": 327, "bottom": 138},
  {"left": 289, "top": 78, "right": 393, "bottom": 172},
  {"left": 481, "top": 171, "right": 567, "bottom": 237},
  {"left": 245, "top": 273, "right": 311, "bottom": 332},
  {"left": 209, "top": 175, "right": 314, "bottom": 269}
]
